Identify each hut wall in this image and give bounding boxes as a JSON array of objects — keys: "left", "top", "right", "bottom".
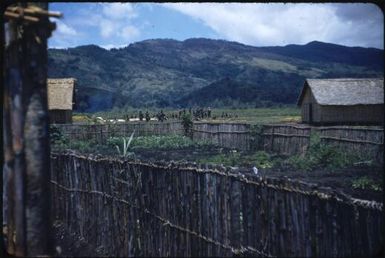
[
  {"left": 319, "top": 105, "right": 384, "bottom": 124},
  {"left": 49, "top": 110, "right": 72, "bottom": 124},
  {"left": 50, "top": 152, "right": 384, "bottom": 257},
  {"left": 300, "top": 87, "right": 321, "bottom": 123}
]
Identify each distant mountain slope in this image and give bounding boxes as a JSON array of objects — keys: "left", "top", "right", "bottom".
[
  {"left": 261, "top": 41, "right": 384, "bottom": 70},
  {"left": 48, "top": 38, "right": 383, "bottom": 111}
]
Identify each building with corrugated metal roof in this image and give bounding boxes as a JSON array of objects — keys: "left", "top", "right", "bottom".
[
  {"left": 47, "top": 78, "right": 76, "bottom": 124},
  {"left": 297, "top": 78, "right": 384, "bottom": 124}
]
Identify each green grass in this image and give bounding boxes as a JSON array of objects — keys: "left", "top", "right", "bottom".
[
  {"left": 74, "top": 107, "right": 301, "bottom": 125},
  {"left": 207, "top": 107, "right": 300, "bottom": 124}
]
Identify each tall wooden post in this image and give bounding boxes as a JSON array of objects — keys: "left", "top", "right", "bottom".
[{"left": 3, "top": 2, "right": 58, "bottom": 256}]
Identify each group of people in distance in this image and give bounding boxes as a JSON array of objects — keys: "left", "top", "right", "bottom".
[{"left": 130, "top": 107, "right": 236, "bottom": 122}]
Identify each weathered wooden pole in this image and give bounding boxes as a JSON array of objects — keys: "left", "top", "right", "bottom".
[{"left": 3, "top": 2, "right": 59, "bottom": 256}]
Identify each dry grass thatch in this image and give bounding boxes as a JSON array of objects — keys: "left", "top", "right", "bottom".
[
  {"left": 47, "top": 78, "right": 75, "bottom": 110},
  {"left": 297, "top": 78, "right": 384, "bottom": 106}
]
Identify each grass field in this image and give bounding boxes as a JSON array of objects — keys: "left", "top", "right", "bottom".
[{"left": 73, "top": 107, "right": 301, "bottom": 125}]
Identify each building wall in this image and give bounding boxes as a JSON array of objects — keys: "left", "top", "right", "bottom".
[
  {"left": 319, "top": 105, "right": 384, "bottom": 124},
  {"left": 300, "top": 87, "right": 321, "bottom": 123},
  {"left": 49, "top": 110, "right": 72, "bottom": 124},
  {"left": 301, "top": 85, "right": 384, "bottom": 125}
]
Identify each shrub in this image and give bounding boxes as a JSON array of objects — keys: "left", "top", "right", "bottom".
[
  {"left": 198, "top": 150, "right": 275, "bottom": 168},
  {"left": 243, "top": 151, "right": 274, "bottom": 169},
  {"left": 49, "top": 125, "right": 68, "bottom": 145},
  {"left": 181, "top": 113, "right": 193, "bottom": 138},
  {"left": 287, "top": 133, "right": 358, "bottom": 171},
  {"left": 50, "top": 125, "right": 70, "bottom": 152},
  {"left": 352, "top": 176, "right": 383, "bottom": 191},
  {"left": 199, "top": 151, "right": 241, "bottom": 166}
]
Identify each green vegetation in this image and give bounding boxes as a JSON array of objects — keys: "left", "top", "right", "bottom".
[
  {"left": 49, "top": 125, "right": 69, "bottom": 148},
  {"left": 53, "top": 135, "right": 213, "bottom": 155},
  {"left": 199, "top": 150, "right": 276, "bottom": 168},
  {"left": 48, "top": 39, "right": 383, "bottom": 111},
  {"left": 208, "top": 107, "right": 300, "bottom": 124},
  {"left": 287, "top": 133, "right": 361, "bottom": 171},
  {"left": 181, "top": 113, "right": 193, "bottom": 137},
  {"left": 74, "top": 107, "right": 301, "bottom": 125},
  {"left": 114, "top": 135, "right": 211, "bottom": 150},
  {"left": 352, "top": 177, "right": 382, "bottom": 192},
  {"left": 114, "top": 131, "right": 135, "bottom": 158}
]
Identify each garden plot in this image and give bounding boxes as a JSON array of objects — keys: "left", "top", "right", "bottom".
[{"left": 51, "top": 134, "right": 382, "bottom": 202}]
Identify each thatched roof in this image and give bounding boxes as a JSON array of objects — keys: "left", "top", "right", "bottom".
[
  {"left": 297, "top": 78, "right": 384, "bottom": 106},
  {"left": 47, "top": 78, "right": 76, "bottom": 110}
]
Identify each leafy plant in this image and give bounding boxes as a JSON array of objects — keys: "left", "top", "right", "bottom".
[
  {"left": 287, "top": 133, "right": 358, "bottom": 171},
  {"left": 352, "top": 176, "right": 383, "bottom": 191},
  {"left": 115, "top": 131, "right": 135, "bottom": 157},
  {"left": 249, "top": 124, "right": 263, "bottom": 150},
  {"left": 49, "top": 125, "right": 71, "bottom": 152},
  {"left": 181, "top": 113, "right": 193, "bottom": 138},
  {"left": 199, "top": 151, "right": 241, "bottom": 166},
  {"left": 124, "top": 135, "right": 211, "bottom": 150},
  {"left": 199, "top": 150, "right": 277, "bottom": 168},
  {"left": 243, "top": 151, "right": 274, "bottom": 169},
  {"left": 49, "top": 125, "right": 68, "bottom": 145}
]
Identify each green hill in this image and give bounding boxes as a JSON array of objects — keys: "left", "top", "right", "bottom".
[{"left": 48, "top": 38, "right": 383, "bottom": 111}]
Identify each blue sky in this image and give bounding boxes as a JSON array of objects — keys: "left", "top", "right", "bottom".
[{"left": 48, "top": 3, "right": 384, "bottom": 50}]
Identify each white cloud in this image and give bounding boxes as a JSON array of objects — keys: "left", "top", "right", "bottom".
[
  {"left": 99, "top": 19, "right": 116, "bottom": 38},
  {"left": 49, "top": 19, "right": 81, "bottom": 48},
  {"left": 90, "top": 3, "right": 140, "bottom": 42},
  {"left": 119, "top": 25, "right": 140, "bottom": 40},
  {"left": 100, "top": 44, "right": 127, "bottom": 50},
  {"left": 55, "top": 20, "right": 77, "bottom": 37},
  {"left": 102, "top": 3, "right": 137, "bottom": 20},
  {"left": 163, "top": 3, "right": 383, "bottom": 48}
]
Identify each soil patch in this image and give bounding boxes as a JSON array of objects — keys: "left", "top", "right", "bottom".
[{"left": 133, "top": 145, "right": 229, "bottom": 162}]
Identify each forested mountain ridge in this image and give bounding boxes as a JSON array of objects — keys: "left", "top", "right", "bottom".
[{"left": 48, "top": 38, "right": 383, "bottom": 111}]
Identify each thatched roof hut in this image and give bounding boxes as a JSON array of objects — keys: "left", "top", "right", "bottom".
[
  {"left": 297, "top": 78, "right": 384, "bottom": 125},
  {"left": 47, "top": 78, "right": 76, "bottom": 123}
]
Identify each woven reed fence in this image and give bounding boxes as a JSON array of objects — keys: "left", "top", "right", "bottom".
[
  {"left": 261, "top": 124, "right": 312, "bottom": 155},
  {"left": 193, "top": 122, "right": 252, "bottom": 151},
  {"left": 56, "top": 122, "right": 183, "bottom": 143},
  {"left": 50, "top": 153, "right": 383, "bottom": 257},
  {"left": 317, "top": 126, "right": 384, "bottom": 163},
  {"left": 54, "top": 122, "right": 383, "bottom": 163}
]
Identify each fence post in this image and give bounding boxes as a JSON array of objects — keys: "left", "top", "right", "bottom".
[{"left": 3, "top": 2, "right": 58, "bottom": 256}]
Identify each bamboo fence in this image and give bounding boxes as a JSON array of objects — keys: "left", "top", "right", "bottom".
[{"left": 50, "top": 152, "right": 383, "bottom": 257}]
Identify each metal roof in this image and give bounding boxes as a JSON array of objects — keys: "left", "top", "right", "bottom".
[{"left": 297, "top": 78, "right": 384, "bottom": 106}]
